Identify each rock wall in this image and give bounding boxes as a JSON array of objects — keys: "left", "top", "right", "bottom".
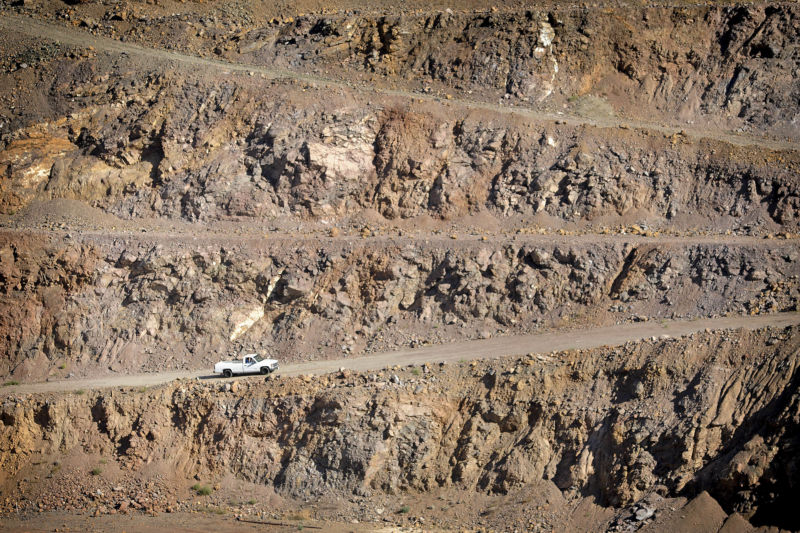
[
  {"left": 1, "top": 326, "right": 798, "bottom": 528},
  {"left": 63, "top": 3, "right": 800, "bottom": 136},
  {"left": 1, "top": 77, "right": 798, "bottom": 231},
  {"left": 243, "top": 4, "right": 799, "bottom": 136},
  {"left": 1, "top": 231, "right": 797, "bottom": 380}
]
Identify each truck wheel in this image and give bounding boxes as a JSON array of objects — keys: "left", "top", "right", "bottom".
[
  {"left": 260, "top": 367, "right": 271, "bottom": 375},
  {"left": 223, "top": 369, "right": 232, "bottom": 378}
]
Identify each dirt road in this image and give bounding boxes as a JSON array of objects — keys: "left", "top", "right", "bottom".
[
  {"left": 6, "top": 312, "right": 798, "bottom": 395},
  {"left": 5, "top": 222, "right": 797, "bottom": 249},
  {"left": 0, "top": 14, "right": 796, "bottom": 152}
]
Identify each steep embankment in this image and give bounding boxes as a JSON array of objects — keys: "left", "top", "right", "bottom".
[
  {"left": 0, "top": 3, "right": 798, "bottom": 383},
  {"left": 0, "top": 1, "right": 799, "bottom": 531},
  {"left": 6, "top": 3, "right": 799, "bottom": 138},
  {"left": 1, "top": 230, "right": 797, "bottom": 380},
  {"left": 0, "top": 71, "right": 798, "bottom": 230},
  {"left": 1, "top": 326, "right": 798, "bottom": 530}
]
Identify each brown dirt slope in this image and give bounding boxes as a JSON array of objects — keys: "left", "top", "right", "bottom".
[{"left": 1, "top": 325, "right": 798, "bottom": 530}]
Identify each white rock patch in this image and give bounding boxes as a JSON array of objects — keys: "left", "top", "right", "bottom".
[{"left": 229, "top": 306, "right": 265, "bottom": 341}]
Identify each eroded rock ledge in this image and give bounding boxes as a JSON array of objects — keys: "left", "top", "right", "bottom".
[{"left": 0, "top": 325, "right": 797, "bottom": 530}]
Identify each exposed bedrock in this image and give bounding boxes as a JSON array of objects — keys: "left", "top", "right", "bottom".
[
  {"left": 52, "top": 3, "right": 800, "bottom": 136},
  {"left": 1, "top": 232, "right": 797, "bottom": 380},
  {"left": 1, "top": 327, "right": 797, "bottom": 528},
  {"left": 1, "top": 79, "right": 798, "bottom": 231}
]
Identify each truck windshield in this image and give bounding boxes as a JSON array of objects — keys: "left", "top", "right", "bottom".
[{"left": 252, "top": 355, "right": 262, "bottom": 363}]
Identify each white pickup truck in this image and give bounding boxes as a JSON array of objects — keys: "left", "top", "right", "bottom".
[{"left": 214, "top": 354, "right": 279, "bottom": 378}]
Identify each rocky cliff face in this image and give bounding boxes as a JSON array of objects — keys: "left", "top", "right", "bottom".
[
  {"left": 1, "top": 326, "right": 798, "bottom": 529},
  {"left": 1, "top": 3, "right": 798, "bottom": 385},
  {"left": 2, "top": 231, "right": 797, "bottom": 380},
  {"left": 23, "top": 3, "right": 796, "bottom": 137},
  {"left": 0, "top": 0, "right": 799, "bottom": 530},
  {"left": 1, "top": 75, "right": 798, "bottom": 230},
  {"left": 230, "top": 4, "right": 800, "bottom": 135}
]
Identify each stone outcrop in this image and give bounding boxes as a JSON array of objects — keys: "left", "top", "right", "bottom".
[
  {"left": 1, "top": 73, "right": 798, "bottom": 232},
  {"left": 1, "top": 232, "right": 797, "bottom": 380},
  {"left": 1, "top": 326, "right": 797, "bottom": 529}
]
